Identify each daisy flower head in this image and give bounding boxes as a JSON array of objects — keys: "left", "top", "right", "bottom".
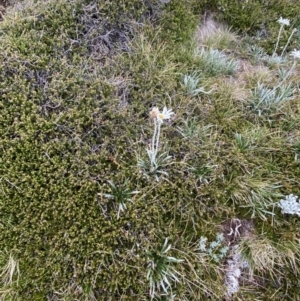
[
  {"left": 277, "top": 17, "right": 290, "bottom": 26},
  {"left": 157, "top": 106, "right": 174, "bottom": 124},
  {"left": 290, "top": 49, "right": 300, "bottom": 60},
  {"left": 149, "top": 107, "right": 160, "bottom": 118}
]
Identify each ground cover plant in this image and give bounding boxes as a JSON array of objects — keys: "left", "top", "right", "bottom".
[{"left": 1, "top": 0, "right": 300, "bottom": 300}]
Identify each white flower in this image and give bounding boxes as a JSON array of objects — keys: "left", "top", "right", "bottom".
[
  {"left": 157, "top": 107, "right": 174, "bottom": 123},
  {"left": 290, "top": 49, "right": 300, "bottom": 59},
  {"left": 149, "top": 107, "right": 160, "bottom": 118},
  {"left": 277, "top": 17, "right": 290, "bottom": 26}
]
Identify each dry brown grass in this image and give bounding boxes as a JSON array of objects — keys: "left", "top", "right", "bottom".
[{"left": 194, "top": 16, "right": 237, "bottom": 50}]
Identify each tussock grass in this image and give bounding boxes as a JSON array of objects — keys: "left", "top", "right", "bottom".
[
  {"left": 238, "top": 236, "right": 300, "bottom": 280},
  {"left": 0, "top": 252, "right": 19, "bottom": 300},
  {"left": 195, "top": 16, "right": 237, "bottom": 51},
  {"left": 242, "top": 64, "right": 274, "bottom": 87}
]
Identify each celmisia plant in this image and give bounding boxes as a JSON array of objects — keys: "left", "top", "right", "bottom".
[
  {"left": 250, "top": 49, "right": 300, "bottom": 115},
  {"left": 148, "top": 106, "right": 174, "bottom": 164},
  {"left": 183, "top": 72, "right": 212, "bottom": 96},
  {"left": 103, "top": 179, "right": 139, "bottom": 219},
  {"left": 138, "top": 107, "right": 174, "bottom": 180},
  {"left": 146, "top": 238, "right": 184, "bottom": 299}
]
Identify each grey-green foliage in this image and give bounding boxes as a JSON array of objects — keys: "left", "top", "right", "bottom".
[
  {"left": 195, "top": 48, "right": 238, "bottom": 76},
  {"left": 137, "top": 150, "right": 172, "bottom": 181},
  {"left": 234, "top": 132, "right": 251, "bottom": 152},
  {"left": 103, "top": 179, "right": 139, "bottom": 219},
  {"left": 197, "top": 233, "right": 229, "bottom": 263},
  {"left": 263, "top": 54, "right": 287, "bottom": 67},
  {"left": 2, "top": 0, "right": 300, "bottom": 300},
  {"left": 146, "top": 238, "right": 184, "bottom": 299},
  {"left": 249, "top": 82, "right": 295, "bottom": 115},
  {"left": 247, "top": 45, "right": 266, "bottom": 64},
  {"left": 277, "top": 67, "right": 290, "bottom": 80},
  {"left": 293, "top": 141, "right": 300, "bottom": 160},
  {"left": 182, "top": 72, "right": 212, "bottom": 96},
  {"left": 190, "top": 162, "right": 216, "bottom": 183},
  {"left": 177, "top": 119, "right": 213, "bottom": 141}
]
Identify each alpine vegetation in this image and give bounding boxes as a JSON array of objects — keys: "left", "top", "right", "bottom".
[
  {"left": 250, "top": 47, "right": 300, "bottom": 115},
  {"left": 281, "top": 28, "right": 297, "bottom": 57},
  {"left": 273, "top": 17, "right": 290, "bottom": 56},
  {"left": 278, "top": 194, "right": 300, "bottom": 216},
  {"left": 194, "top": 48, "right": 238, "bottom": 76},
  {"left": 271, "top": 16, "right": 298, "bottom": 57},
  {"left": 146, "top": 238, "right": 184, "bottom": 299},
  {"left": 247, "top": 45, "right": 266, "bottom": 64},
  {"left": 224, "top": 245, "right": 249, "bottom": 299},
  {"left": 102, "top": 179, "right": 139, "bottom": 219},
  {"left": 182, "top": 72, "right": 212, "bottom": 96},
  {"left": 2, "top": 1, "right": 300, "bottom": 300},
  {"left": 197, "top": 233, "right": 229, "bottom": 263},
  {"left": 249, "top": 82, "right": 296, "bottom": 115},
  {"left": 276, "top": 49, "right": 300, "bottom": 88},
  {"left": 137, "top": 106, "right": 174, "bottom": 180},
  {"left": 0, "top": 253, "right": 20, "bottom": 287}
]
